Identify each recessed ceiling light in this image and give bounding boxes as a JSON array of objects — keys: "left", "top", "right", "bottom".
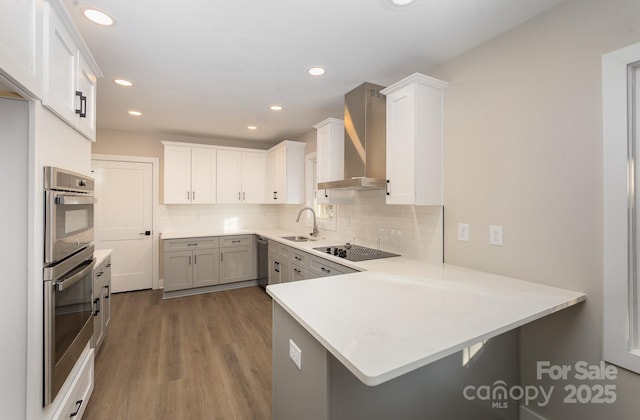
[
  {"left": 307, "top": 67, "right": 326, "bottom": 77},
  {"left": 128, "top": 110, "right": 142, "bottom": 116},
  {"left": 270, "top": 105, "right": 283, "bottom": 111},
  {"left": 388, "top": 0, "right": 415, "bottom": 6},
  {"left": 113, "top": 78, "right": 133, "bottom": 87},
  {"left": 82, "top": 8, "right": 116, "bottom": 26},
  {"left": 247, "top": 126, "right": 257, "bottom": 130}
]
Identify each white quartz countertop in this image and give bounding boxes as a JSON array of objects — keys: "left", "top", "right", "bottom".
[
  {"left": 94, "top": 249, "right": 112, "bottom": 266},
  {"left": 161, "top": 228, "right": 586, "bottom": 386}
]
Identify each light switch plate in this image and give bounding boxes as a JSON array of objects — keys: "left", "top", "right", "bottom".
[
  {"left": 489, "top": 225, "right": 504, "bottom": 246},
  {"left": 289, "top": 339, "right": 302, "bottom": 370},
  {"left": 457, "top": 223, "right": 470, "bottom": 241}
]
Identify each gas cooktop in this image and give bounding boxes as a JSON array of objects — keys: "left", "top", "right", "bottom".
[{"left": 313, "top": 244, "right": 400, "bottom": 262}]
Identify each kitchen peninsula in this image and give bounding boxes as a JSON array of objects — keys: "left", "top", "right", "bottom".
[{"left": 260, "top": 232, "right": 585, "bottom": 420}]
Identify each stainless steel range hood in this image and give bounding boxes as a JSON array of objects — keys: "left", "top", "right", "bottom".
[{"left": 318, "top": 82, "right": 386, "bottom": 190}]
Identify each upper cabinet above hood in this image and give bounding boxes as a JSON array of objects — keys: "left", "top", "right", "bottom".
[{"left": 317, "top": 82, "right": 387, "bottom": 190}]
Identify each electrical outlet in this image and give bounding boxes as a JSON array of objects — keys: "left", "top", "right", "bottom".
[
  {"left": 489, "top": 225, "right": 503, "bottom": 246},
  {"left": 289, "top": 339, "right": 302, "bottom": 370},
  {"left": 457, "top": 223, "right": 470, "bottom": 241}
]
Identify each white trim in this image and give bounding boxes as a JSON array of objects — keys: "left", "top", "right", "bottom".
[
  {"left": 603, "top": 41, "right": 640, "bottom": 373},
  {"left": 91, "top": 153, "right": 161, "bottom": 290}
]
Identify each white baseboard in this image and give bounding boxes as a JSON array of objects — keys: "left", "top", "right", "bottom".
[{"left": 520, "top": 405, "right": 547, "bottom": 420}]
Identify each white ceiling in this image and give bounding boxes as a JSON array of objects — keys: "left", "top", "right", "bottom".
[{"left": 62, "top": 0, "right": 564, "bottom": 143}]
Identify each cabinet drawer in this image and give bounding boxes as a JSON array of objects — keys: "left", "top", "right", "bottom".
[
  {"left": 220, "top": 235, "right": 253, "bottom": 248},
  {"left": 309, "top": 256, "right": 354, "bottom": 277},
  {"left": 52, "top": 348, "right": 94, "bottom": 420},
  {"left": 291, "top": 250, "right": 308, "bottom": 267},
  {"left": 291, "top": 265, "right": 308, "bottom": 282},
  {"left": 164, "top": 237, "right": 219, "bottom": 251}
]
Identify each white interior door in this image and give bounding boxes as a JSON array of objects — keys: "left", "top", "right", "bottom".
[{"left": 92, "top": 159, "right": 153, "bottom": 292}]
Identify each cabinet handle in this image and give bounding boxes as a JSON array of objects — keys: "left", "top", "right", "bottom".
[
  {"left": 93, "top": 298, "right": 100, "bottom": 316},
  {"left": 238, "top": 192, "right": 241, "bottom": 201},
  {"left": 221, "top": 253, "right": 224, "bottom": 262},
  {"left": 324, "top": 189, "right": 328, "bottom": 198},
  {"left": 189, "top": 255, "right": 191, "bottom": 265},
  {"left": 187, "top": 243, "right": 198, "bottom": 246},
  {"left": 274, "top": 261, "right": 280, "bottom": 273},
  {"left": 273, "top": 192, "right": 278, "bottom": 200},
  {"left": 294, "top": 268, "right": 300, "bottom": 273},
  {"left": 75, "top": 91, "right": 87, "bottom": 118},
  {"left": 194, "top": 255, "right": 197, "bottom": 264},
  {"left": 294, "top": 256, "right": 302, "bottom": 261},
  {"left": 192, "top": 191, "right": 196, "bottom": 201},
  {"left": 243, "top": 192, "right": 246, "bottom": 200},
  {"left": 321, "top": 267, "right": 331, "bottom": 273},
  {"left": 232, "top": 240, "right": 241, "bottom": 243},
  {"left": 105, "top": 285, "right": 110, "bottom": 299},
  {"left": 70, "top": 399, "right": 83, "bottom": 417},
  {"left": 187, "top": 191, "right": 190, "bottom": 200},
  {"left": 385, "top": 179, "right": 390, "bottom": 196}
]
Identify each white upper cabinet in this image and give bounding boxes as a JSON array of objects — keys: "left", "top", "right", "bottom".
[
  {"left": 267, "top": 140, "right": 306, "bottom": 204},
  {"left": 381, "top": 73, "right": 448, "bottom": 206},
  {"left": 314, "top": 118, "right": 344, "bottom": 184},
  {"left": 216, "top": 150, "right": 266, "bottom": 204},
  {"left": 163, "top": 142, "right": 217, "bottom": 204},
  {"left": 0, "top": 0, "right": 44, "bottom": 98},
  {"left": 43, "top": 2, "right": 101, "bottom": 141},
  {"left": 313, "top": 118, "right": 352, "bottom": 204},
  {"left": 241, "top": 151, "right": 267, "bottom": 203}
]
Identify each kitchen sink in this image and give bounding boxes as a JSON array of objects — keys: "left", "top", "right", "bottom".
[{"left": 280, "top": 235, "right": 318, "bottom": 242}]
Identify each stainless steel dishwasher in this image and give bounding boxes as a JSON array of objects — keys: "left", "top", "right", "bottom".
[{"left": 256, "top": 235, "right": 268, "bottom": 288}]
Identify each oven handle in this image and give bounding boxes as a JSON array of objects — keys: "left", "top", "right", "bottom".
[
  {"left": 55, "top": 258, "right": 95, "bottom": 291},
  {"left": 54, "top": 195, "right": 96, "bottom": 205}
]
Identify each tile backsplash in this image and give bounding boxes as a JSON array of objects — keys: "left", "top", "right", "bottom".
[
  {"left": 279, "top": 190, "right": 444, "bottom": 263},
  {"left": 159, "top": 190, "right": 443, "bottom": 263}
]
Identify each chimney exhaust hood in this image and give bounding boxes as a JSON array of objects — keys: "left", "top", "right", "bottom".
[{"left": 317, "top": 82, "right": 387, "bottom": 190}]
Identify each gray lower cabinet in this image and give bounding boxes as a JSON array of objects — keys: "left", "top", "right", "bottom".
[
  {"left": 93, "top": 254, "right": 111, "bottom": 352},
  {"left": 164, "top": 235, "right": 256, "bottom": 292},
  {"left": 268, "top": 241, "right": 357, "bottom": 285},
  {"left": 220, "top": 235, "right": 256, "bottom": 284}
]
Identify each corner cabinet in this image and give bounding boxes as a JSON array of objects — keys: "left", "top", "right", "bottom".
[
  {"left": 163, "top": 142, "right": 217, "bottom": 204},
  {"left": 216, "top": 150, "right": 267, "bottom": 204},
  {"left": 381, "top": 73, "right": 448, "bottom": 206},
  {"left": 42, "top": 2, "right": 101, "bottom": 141},
  {"left": 267, "top": 140, "right": 306, "bottom": 204}
]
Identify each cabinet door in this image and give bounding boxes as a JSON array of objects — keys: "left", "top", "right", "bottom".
[
  {"left": 216, "top": 150, "right": 242, "bottom": 203},
  {"left": 164, "top": 250, "right": 192, "bottom": 291},
  {"left": 92, "top": 281, "right": 104, "bottom": 349},
  {"left": 0, "top": 0, "right": 43, "bottom": 97},
  {"left": 164, "top": 146, "right": 192, "bottom": 204},
  {"left": 279, "top": 260, "right": 292, "bottom": 283},
  {"left": 220, "top": 246, "right": 253, "bottom": 284},
  {"left": 103, "top": 266, "right": 111, "bottom": 330},
  {"left": 43, "top": 4, "right": 78, "bottom": 125},
  {"left": 191, "top": 147, "right": 217, "bottom": 203},
  {"left": 268, "top": 256, "right": 280, "bottom": 285},
  {"left": 192, "top": 248, "right": 220, "bottom": 288},
  {"left": 76, "top": 52, "right": 97, "bottom": 140},
  {"left": 385, "top": 85, "right": 416, "bottom": 205},
  {"left": 268, "top": 146, "right": 286, "bottom": 202},
  {"left": 241, "top": 151, "right": 266, "bottom": 203}
]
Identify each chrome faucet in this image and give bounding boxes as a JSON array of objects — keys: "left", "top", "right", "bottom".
[{"left": 296, "top": 207, "right": 319, "bottom": 237}]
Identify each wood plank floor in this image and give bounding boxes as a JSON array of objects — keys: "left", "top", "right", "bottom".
[{"left": 83, "top": 286, "right": 273, "bottom": 420}]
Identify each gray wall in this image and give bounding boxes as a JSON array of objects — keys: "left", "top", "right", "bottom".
[{"left": 429, "top": 0, "right": 640, "bottom": 417}]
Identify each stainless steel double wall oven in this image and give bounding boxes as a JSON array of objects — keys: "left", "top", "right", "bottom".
[{"left": 43, "top": 167, "right": 96, "bottom": 405}]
